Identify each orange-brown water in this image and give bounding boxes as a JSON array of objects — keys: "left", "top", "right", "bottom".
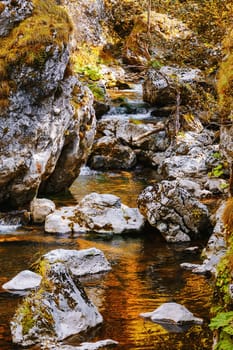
[{"left": 0, "top": 170, "right": 213, "bottom": 349}]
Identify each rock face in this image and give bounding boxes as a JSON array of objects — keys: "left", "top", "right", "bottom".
[
  {"left": 11, "top": 262, "right": 103, "bottom": 347},
  {"left": 64, "top": 0, "right": 105, "bottom": 45},
  {"left": 143, "top": 66, "right": 203, "bottom": 107},
  {"left": 123, "top": 12, "right": 193, "bottom": 67},
  {"left": 195, "top": 201, "right": 227, "bottom": 275},
  {"left": 88, "top": 116, "right": 169, "bottom": 170},
  {"left": 0, "top": 0, "right": 96, "bottom": 209},
  {"left": 0, "top": 0, "right": 33, "bottom": 37},
  {"left": 45, "top": 192, "right": 145, "bottom": 234},
  {"left": 138, "top": 180, "right": 211, "bottom": 242}
]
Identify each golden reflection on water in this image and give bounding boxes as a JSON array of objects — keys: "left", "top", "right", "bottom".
[
  {"left": 70, "top": 170, "right": 151, "bottom": 207},
  {"left": 0, "top": 169, "right": 213, "bottom": 350},
  {"left": 75, "top": 235, "right": 213, "bottom": 350}
]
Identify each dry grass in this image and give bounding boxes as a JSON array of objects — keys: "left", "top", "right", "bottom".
[{"left": 222, "top": 198, "right": 233, "bottom": 239}]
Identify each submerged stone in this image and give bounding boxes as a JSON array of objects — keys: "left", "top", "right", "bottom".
[{"left": 140, "top": 302, "right": 203, "bottom": 326}]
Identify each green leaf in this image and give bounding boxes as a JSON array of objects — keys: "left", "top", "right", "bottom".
[{"left": 210, "top": 312, "right": 233, "bottom": 331}]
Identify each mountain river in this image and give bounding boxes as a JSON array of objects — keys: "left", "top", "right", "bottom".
[{"left": 0, "top": 84, "right": 214, "bottom": 349}]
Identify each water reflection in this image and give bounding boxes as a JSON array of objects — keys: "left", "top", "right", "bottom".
[{"left": 0, "top": 170, "right": 213, "bottom": 349}]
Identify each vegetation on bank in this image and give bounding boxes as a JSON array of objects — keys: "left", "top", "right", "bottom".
[
  {"left": 209, "top": 199, "right": 233, "bottom": 349},
  {"left": 217, "top": 27, "right": 233, "bottom": 122},
  {"left": 0, "top": 0, "right": 73, "bottom": 112}
]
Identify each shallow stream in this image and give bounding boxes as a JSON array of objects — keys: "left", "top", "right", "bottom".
[{"left": 0, "top": 84, "right": 214, "bottom": 349}]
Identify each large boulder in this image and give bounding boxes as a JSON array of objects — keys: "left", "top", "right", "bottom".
[
  {"left": 3, "top": 248, "right": 111, "bottom": 293},
  {"left": 11, "top": 262, "right": 103, "bottom": 347},
  {"left": 138, "top": 180, "right": 211, "bottom": 242},
  {"left": 45, "top": 193, "right": 145, "bottom": 234},
  {"left": 0, "top": 0, "right": 96, "bottom": 209}
]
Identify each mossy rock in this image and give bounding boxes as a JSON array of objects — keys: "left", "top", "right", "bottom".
[{"left": 0, "top": 0, "right": 73, "bottom": 111}]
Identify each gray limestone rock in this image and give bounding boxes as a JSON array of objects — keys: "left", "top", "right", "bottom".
[
  {"left": 45, "top": 193, "right": 145, "bottom": 235},
  {"left": 30, "top": 198, "right": 56, "bottom": 224},
  {"left": 138, "top": 180, "right": 211, "bottom": 243},
  {"left": 42, "top": 248, "right": 111, "bottom": 277},
  {"left": 11, "top": 263, "right": 103, "bottom": 347},
  {"left": 0, "top": 3, "right": 96, "bottom": 209},
  {"left": 0, "top": 0, "right": 33, "bottom": 37}
]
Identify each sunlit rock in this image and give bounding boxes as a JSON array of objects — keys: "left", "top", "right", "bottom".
[
  {"left": 0, "top": 0, "right": 96, "bottom": 209},
  {"left": 196, "top": 201, "right": 227, "bottom": 276},
  {"left": 11, "top": 263, "right": 103, "bottom": 347},
  {"left": 157, "top": 130, "right": 217, "bottom": 179},
  {"left": 0, "top": 0, "right": 33, "bottom": 37},
  {"left": 138, "top": 180, "right": 211, "bottom": 243},
  {"left": 30, "top": 198, "right": 56, "bottom": 224},
  {"left": 42, "top": 248, "right": 111, "bottom": 277},
  {"left": 45, "top": 193, "right": 145, "bottom": 235},
  {"left": 140, "top": 302, "right": 203, "bottom": 326},
  {"left": 2, "top": 270, "right": 41, "bottom": 292},
  {"left": 123, "top": 12, "right": 193, "bottom": 67}
]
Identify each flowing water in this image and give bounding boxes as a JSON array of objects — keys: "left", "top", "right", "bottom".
[{"left": 0, "top": 84, "right": 214, "bottom": 349}]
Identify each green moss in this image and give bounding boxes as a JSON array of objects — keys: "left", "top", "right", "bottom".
[
  {"left": 210, "top": 232, "right": 233, "bottom": 349},
  {"left": 88, "top": 83, "right": 105, "bottom": 101},
  {"left": 0, "top": 0, "right": 73, "bottom": 111},
  {"left": 0, "top": 0, "right": 72, "bottom": 68},
  {"left": 17, "top": 296, "right": 35, "bottom": 335}
]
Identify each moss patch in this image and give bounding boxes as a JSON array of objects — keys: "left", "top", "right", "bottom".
[
  {"left": 217, "top": 27, "right": 233, "bottom": 122},
  {"left": 210, "top": 204, "right": 233, "bottom": 350},
  {"left": 0, "top": 0, "right": 73, "bottom": 112}
]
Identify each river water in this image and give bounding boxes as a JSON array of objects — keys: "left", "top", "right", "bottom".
[{"left": 0, "top": 85, "right": 213, "bottom": 349}]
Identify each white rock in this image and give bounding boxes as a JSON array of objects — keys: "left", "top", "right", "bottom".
[
  {"left": 45, "top": 193, "right": 145, "bottom": 235},
  {"left": 140, "top": 302, "right": 203, "bottom": 325},
  {"left": 43, "top": 248, "right": 111, "bottom": 276},
  {"left": 2, "top": 270, "right": 41, "bottom": 291},
  {"left": 30, "top": 198, "right": 56, "bottom": 223},
  {"left": 43, "top": 339, "right": 118, "bottom": 349}
]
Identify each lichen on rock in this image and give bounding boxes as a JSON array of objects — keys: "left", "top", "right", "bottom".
[{"left": 0, "top": 0, "right": 96, "bottom": 208}]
